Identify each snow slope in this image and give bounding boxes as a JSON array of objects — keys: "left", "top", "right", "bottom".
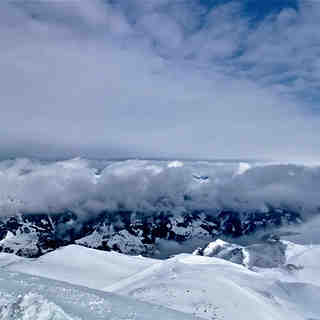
[
  {"left": 105, "top": 254, "right": 291, "bottom": 320},
  {"left": 3, "top": 245, "right": 158, "bottom": 290},
  {"left": 1, "top": 243, "right": 320, "bottom": 320},
  {"left": 0, "top": 269, "right": 198, "bottom": 320},
  {"left": 0, "top": 252, "right": 25, "bottom": 267},
  {"left": 287, "top": 245, "right": 320, "bottom": 286},
  {"left": 105, "top": 248, "right": 320, "bottom": 320},
  {"left": 257, "top": 241, "right": 320, "bottom": 287}
]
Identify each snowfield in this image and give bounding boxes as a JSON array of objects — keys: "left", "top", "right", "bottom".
[
  {"left": 3, "top": 245, "right": 157, "bottom": 290},
  {"left": 0, "top": 269, "right": 198, "bottom": 320},
  {"left": 107, "top": 252, "right": 320, "bottom": 320},
  {"left": 0, "top": 242, "right": 319, "bottom": 320}
]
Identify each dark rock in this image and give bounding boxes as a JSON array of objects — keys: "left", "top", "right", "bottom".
[{"left": 0, "top": 207, "right": 302, "bottom": 258}]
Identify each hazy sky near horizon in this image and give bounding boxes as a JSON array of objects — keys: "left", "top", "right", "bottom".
[{"left": 1, "top": 0, "right": 320, "bottom": 161}]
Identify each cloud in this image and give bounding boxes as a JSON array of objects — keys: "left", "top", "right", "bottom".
[
  {"left": 0, "top": 0, "right": 319, "bottom": 161},
  {"left": 238, "top": 3, "right": 320, "bottom": 100},
  {"left": 1, "top": 158, "right": 320, "bottom": 220}
]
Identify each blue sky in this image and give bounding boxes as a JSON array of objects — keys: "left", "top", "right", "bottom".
[
  {"left": 0, "top": 0, "right": 319, "bottom": 161},
  {"left": 202, "top": 0, "right": 299, "bottom": 18}
]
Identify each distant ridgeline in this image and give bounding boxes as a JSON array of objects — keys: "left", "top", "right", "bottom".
[
  {"left": 0, "top": 207, "right": 301, "bottom": 258},
  {"left": 0, "top": 158, "right": 317, "bottom": 258}
]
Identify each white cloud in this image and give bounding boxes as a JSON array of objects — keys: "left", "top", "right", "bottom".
[
  {"left": 0, "top": 0, "right": 319, "bottom": 161},
  {"left": 0, "top": 158, "right": 320, "bottom": 219}
]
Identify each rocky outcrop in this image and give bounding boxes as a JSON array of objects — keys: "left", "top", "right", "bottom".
[
  {"left": 194, "top": 236, "right": 288, "bottom": 268},
  {"left": 0, "top": 207, "right": 301, "bottom": 258}
]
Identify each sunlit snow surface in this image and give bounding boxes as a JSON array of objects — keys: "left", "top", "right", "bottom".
[
  {"left": 0, "top": 243, "right": 320, "bottom": 320},
  {"left": 0, "top": 264, "right": 198, "bottom": 320},
  {"left": 2, "top": 245, "right": 158, "bottom": 290}
]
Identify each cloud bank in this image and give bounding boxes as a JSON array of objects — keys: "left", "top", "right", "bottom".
[
  {"left": 0, "top": 158, "right": 319, "bottom": 219},
  {"left": 1, "top": 0, "right": 320, "bottom": 160}
]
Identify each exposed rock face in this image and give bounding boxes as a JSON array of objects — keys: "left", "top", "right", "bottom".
[
  {"left": 0, "top": 208, "right": 301, "bottom": 258},
  {"left": 194, "top": 236, "right": 288, "bottom": 268},
  {"left": 193, "top": 239, "right": 246, "bottom": 265},
  {"left": 0, "top": 213, "right": 81, "bottom": 257}
]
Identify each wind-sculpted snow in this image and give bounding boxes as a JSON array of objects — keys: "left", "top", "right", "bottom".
[
  {"left": 0, "top": 292, "right": 79, "bottom": 320},
  {"left": 1, "top": 242, "right": 320, "bottom": 320},
  {"left": 105, "top": 247, "right": 320, "bottom": 320},
  {"left": 0, "top": 157, "right": 319, "bottom": 217},
  {"left": 0, "top": 268, "right": 198, "bottom": 320},
  {"left": 3, "top": 245, "right": 158, "bottom": 290}
]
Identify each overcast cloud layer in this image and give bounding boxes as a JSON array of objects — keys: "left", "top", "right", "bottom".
[{"left": 1, "top": 0, "right": 320, "bottom": 161}]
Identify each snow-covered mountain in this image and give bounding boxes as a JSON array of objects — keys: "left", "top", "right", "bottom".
[
  {"left": 0, "top": 158, "right": 318, "bottom": 258},
  {"left": 194, "top": 236, "right": 289, "bottom": 268},
  {"left": 0, "top": 158, "right": 319, "bottom": 319},
  {"left": 0, "top": 207, "right": 301, "bottom": 258},
  {"left": 1, "top": 241, "right": 319, "bottom": 320},
  {"left": 0, "top": 245, "right": 158, "bottom": 290}
]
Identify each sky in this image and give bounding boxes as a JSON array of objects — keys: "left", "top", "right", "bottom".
[{"left": 1, "top": 0, "right": 320, "bottom": 161}]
